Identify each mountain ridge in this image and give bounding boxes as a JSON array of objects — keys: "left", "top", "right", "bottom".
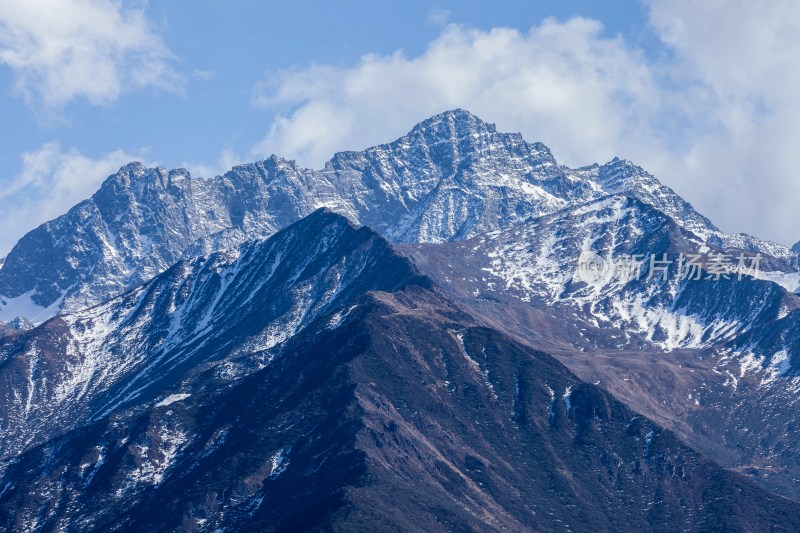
[
  {"left": 1, "top": 109, "right": 794, "bottom": 325},
  {"left": 0, "top": 209, "right": 429, "bottom": 460},
  {"left": 3, "top": 261, "right": 800, "bottom": 531}
]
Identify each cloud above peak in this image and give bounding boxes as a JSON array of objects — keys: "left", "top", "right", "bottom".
[
  {"left": 251, "top": 4, "right": 800, "bottom": 246},
  {"left": 1, "top": 1, "right": 797, "bottom": 252},
  {"left": 0, "top": 0, "right": 181, "bottom": 111},
  {"left": 251, "top": 18, "right": 657, "bottom": 170}
]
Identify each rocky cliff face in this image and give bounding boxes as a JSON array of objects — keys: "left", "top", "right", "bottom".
[{"left": 2, "top": 110, "right": 791, "bottom": 324}]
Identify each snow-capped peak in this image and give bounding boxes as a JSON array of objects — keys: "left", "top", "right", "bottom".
[{"left": 0, "top": 109, "right": 794, "bottom": 326}]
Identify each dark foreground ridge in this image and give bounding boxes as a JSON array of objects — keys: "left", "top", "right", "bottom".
[
  {"left": 0, "top": 209, "right": 430, "bottom": 460},
  {"left": 2, "top": 276, "right": 799, "bottom": 531}
]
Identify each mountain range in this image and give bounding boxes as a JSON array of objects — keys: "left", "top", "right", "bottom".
[
  {"left": 1, "top": 109, "right": 800, "bottom": 531},
  {"left": 1, "top": 110, "right": 792, "bottom": 324}
]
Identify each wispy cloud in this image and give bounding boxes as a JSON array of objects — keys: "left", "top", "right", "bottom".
[
  {"left": 0, "top": 0, "right": 182, "bottom": 113},
  {"left": 192, "top": 69, "right": 216, "bottom": 81},
  {"left": 426, "top": 7, "right": 450, "bottom": 26}
]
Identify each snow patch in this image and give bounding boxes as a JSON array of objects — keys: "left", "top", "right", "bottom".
[
  {"left": 563, "top": 385, "right": 573, "bottom": 411},
  {"left": 269, "top": 447, "right": 290, "bottom": 479},
  {"left": 759, "top": 271, "right": 800, "bottom": 293},
  {"left": 156, "top": 393, "right": 191, "bottom": 407},
  {"left": 0, "top": 289, "right": 65, "bottom": 325}
]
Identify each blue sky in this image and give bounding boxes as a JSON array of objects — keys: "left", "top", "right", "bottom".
[{"left": 1, "top": 0, "right": 798, "bottom": 255}]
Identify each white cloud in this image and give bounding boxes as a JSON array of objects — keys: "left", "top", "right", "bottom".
[
  {"left": 250, "top": 7, "right": 800, "bottom": 246},
  {"left": 643, "top": 0, "right": 800, "bottom": 246},
  {"left": 0, "top": 143, "right": 142, "bottom": 256},
  {"left": 251, "top": 19, "right": 659, "bottom": 170},
  {"left": 0, "top": 0, "right": 181, "bottom": 111}
]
